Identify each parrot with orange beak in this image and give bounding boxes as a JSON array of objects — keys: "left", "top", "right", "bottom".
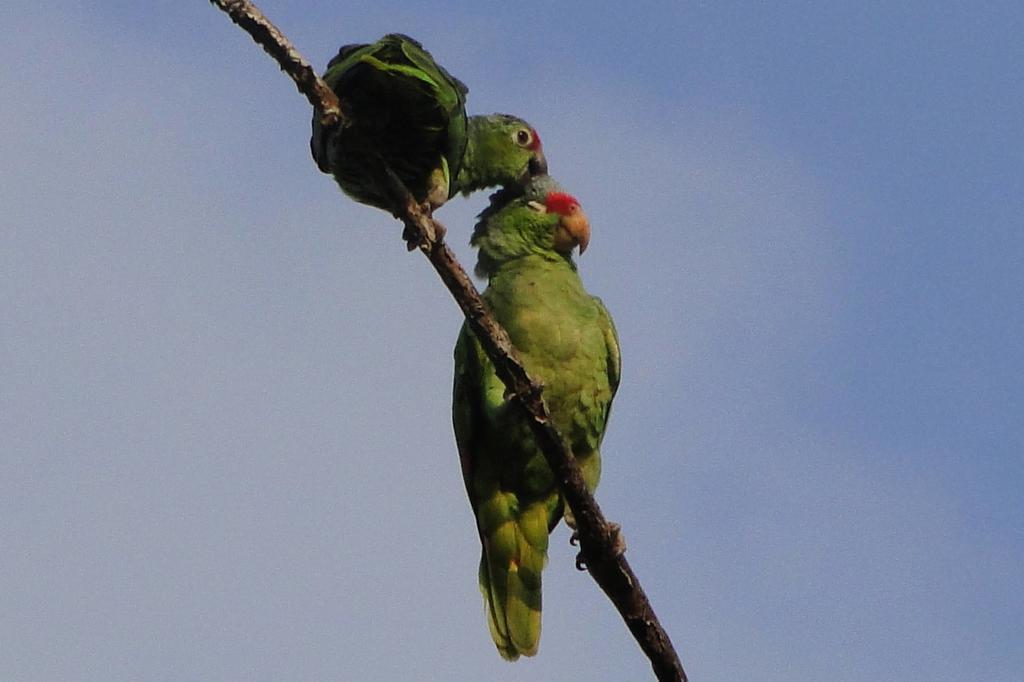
[{"left": 452, "top": 176, "right": 620, "bottom": 659}]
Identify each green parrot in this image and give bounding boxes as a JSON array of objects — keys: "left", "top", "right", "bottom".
[
  {"left": 310, "top": 34, "right": 547, "bottom": 211},
  {"left": 452, "top": 176, "right": 621, "bottom": 659}
]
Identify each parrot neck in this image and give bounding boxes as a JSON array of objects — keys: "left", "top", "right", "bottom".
[
  {"left": 456, "top": 117, "right": 511, "bottom": 193},
  {"left": 476, "top": 250, "right": 576, "bottom": 280}
]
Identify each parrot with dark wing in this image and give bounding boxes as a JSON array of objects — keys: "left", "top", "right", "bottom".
[
  {"left": 311, "top": 34, "right": 547, "bottom": 212},
  {"left": 452, "top": 176, "right": 620, "bottom": 659}
]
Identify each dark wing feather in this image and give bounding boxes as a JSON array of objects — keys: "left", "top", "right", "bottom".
[
  {"left": 452, "top": 323, "right": 484, "bottom": 512},
  {"left": 311, "top": 34, "right": 468, "bottom": 209}
]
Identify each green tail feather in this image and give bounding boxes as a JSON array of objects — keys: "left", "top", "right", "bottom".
[
  {"left": 478, "top": 503, "right": 549, "bottom": 660},
  {"left": 478, "top": 554, "right": 514, "bottom": 659}
]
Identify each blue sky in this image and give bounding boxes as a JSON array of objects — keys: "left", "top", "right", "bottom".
[{"left": 2, "top": 2, "right": 1021, "bottom": 680}]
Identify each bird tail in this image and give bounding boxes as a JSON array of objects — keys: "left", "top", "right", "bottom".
[{"left": 478, "top": 501, "right": 550, "bottom": 660}]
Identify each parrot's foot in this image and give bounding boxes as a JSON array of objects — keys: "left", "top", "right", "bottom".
[
  {"left": 572, "top": 522, "right": 625, "bottom": 571},
  {"left": 401, "top": 202, "right": 446, "bottom": 251},
  {"left": 376, "top": 161, "right": 445, "bottom": 249},
  {"left": 402, "top": 223, "right": 419, "bottom": 250},
  {"left": 397, "top": 223, "right": 417, "bottom": 251}
]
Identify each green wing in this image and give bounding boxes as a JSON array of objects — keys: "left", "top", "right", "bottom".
[
  {"left": 596, "top": 295, "right": 621, "bottom": 412},
  {"left": 311, "top": 34, "right": 468, "bottom": 209},
  {"left": 452, "top": 324, "right": 483, "bottom": 505},
  {"left": 452, "top": 324, "right": 548, "bottom": 661}
]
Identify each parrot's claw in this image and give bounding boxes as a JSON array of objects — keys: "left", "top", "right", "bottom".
[
  {"left": 402, "top": 224, "right": 420, "bottom": 251},
  {"left": 567, "top": 509, "right": 587, "bottom": 570},
  {"left": 573, "top": 522, "right": 626, "bottom": 571},
  {"left": 401, "top": 205, "right": 446, "bottom": 251}
]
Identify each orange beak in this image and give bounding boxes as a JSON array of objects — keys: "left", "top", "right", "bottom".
[{"left": 556, "top": 206, "right": 591, "bottom": 255}]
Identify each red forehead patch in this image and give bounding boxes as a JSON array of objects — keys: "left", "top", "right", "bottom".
[{"left": 544, "top": 192, "right": 579, "bottom": 216}]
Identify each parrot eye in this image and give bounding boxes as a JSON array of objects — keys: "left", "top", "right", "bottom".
[
  {"left": 514, "top": 128, "right": 533, "bottom": 147},
  {"left": 526, "top": 200, "right": 547, "bottom": 213}
]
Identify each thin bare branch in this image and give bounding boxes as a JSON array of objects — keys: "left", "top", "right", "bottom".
[
  {"left": 210, "top": 0, "right": 341, "bottom": 129},
  {"left": 209, "top": 2, "right": 688, "bottom": 680}
]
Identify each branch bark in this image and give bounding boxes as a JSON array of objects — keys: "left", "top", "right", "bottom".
[
  {"left": 211, "top": 0, "right": 341, "bottom": 130},
  {"left": 209, "top": 3, "right": 688, "bottom": 680}
]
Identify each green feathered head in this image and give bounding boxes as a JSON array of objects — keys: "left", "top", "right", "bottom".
[
  {"left": 460, "top": 114, "right": 548, "bottom": 193},
  {"left": 471, "top": 175, "right": 590, "bottom": 277}
]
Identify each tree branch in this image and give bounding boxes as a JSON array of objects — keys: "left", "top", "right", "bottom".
[
  {"left": 208, "top": 3, "right": 688, "bottom": 680},
  {"left": 210, "top": 0, "right": 342, "bottom": 130}
]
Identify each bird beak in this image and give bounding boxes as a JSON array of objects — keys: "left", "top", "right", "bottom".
[
  {"left": 528, "top": 150, "right": 548, "bottom": 176},
  {"left": 557, "top": 208, "right": 591, "bottom": 255}
]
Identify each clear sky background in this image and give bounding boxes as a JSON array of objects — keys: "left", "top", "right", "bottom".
[{"left": 2, "top": 2, "right": 1021, "bottom": 680}]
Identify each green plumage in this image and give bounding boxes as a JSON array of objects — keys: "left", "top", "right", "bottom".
[
  {"left": 311, "top": 34, "right": 546, "bottom": 211},
  {"left": 452, "top": 177, "right": 620, "bottom": 659}
]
